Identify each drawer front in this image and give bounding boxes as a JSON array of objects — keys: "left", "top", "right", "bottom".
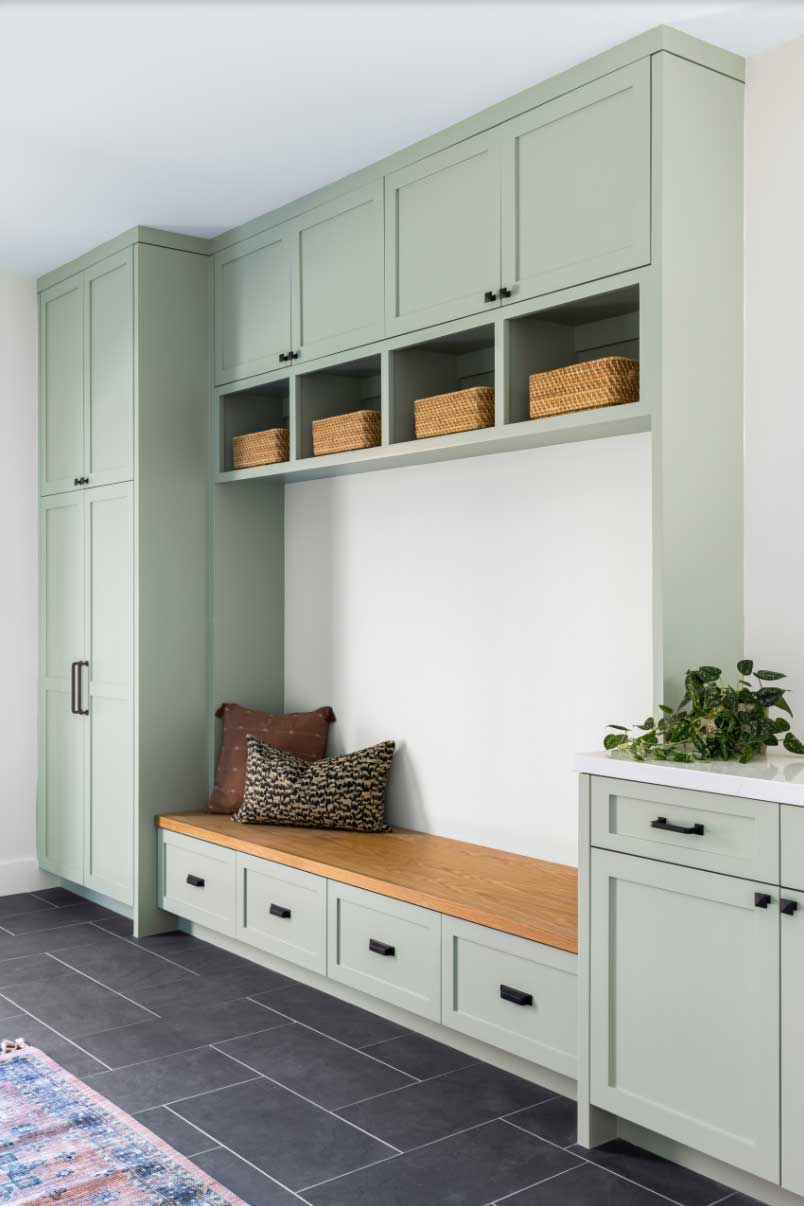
[
  {"left": 159, "top": 831, "right": 237, "bottom": 936},
  {"left": 442, "top": 917, "right": 577, "bottom": 1077},
  {"left": 591, "top": 776, "right": 779, "bottom": 881},
  {"left": 782, "top": 805, "right": 804, "bottom": 890},
  {"left": 237, "top": 853, "right": 327, "bottom": 974},
  {"left": 327, "top": 882, "right": 441, "bottom": 1021}
]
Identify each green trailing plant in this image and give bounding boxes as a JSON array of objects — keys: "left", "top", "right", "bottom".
[{"left": 605, "top": 660, "right": 804, "bottom": 764}]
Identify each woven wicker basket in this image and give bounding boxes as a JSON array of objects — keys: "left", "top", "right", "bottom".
[
  {"left": 414, "top": 386, "right": 495, "bottom": 440},
  {"left": 312, "top": 409, "right": 381, "bottom": 456},
  {"left": 529, "top": 357, "right": 639, "bottom": 420},
  {"left": 232, "top": 427, "right": 289, "bottom": 469}
]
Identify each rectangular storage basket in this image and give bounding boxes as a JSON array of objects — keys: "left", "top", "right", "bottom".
[
  {"left": 232, "top": 427, "right": 289, "bottom": 469},
  {"left": 414, "top": 386, "right": 495, "bottom": 440},
  {"left": 529, "top": 357, "right": 639, "bottom": 420},
  {"left": 312, "top": 409, "right": 381, "bottom": 456}
]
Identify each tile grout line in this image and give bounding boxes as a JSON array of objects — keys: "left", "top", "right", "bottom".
[
  {"left": 0, "top": 997, "right": 114, "bottom": 1072},
  {"left": 488, "top": 1162, "right": 587, "bottom": 1206},
  {"left": 297, "top": 1152, "right": 399, "bottom": 1193},
  {"left": 87, "top": 922, "right": 204, "bottom": 977},
  {"left": 45, "top": 952, "right": 163, "bottom": 1019},
  {"left": 84, "top": 1022, "right": 297, "bottom": 1077},
  {"left": 335, "top": 1059, "right": 487, "bottom": 1111},
  {"left": 498, "top": 1114, "right": 589, "bottom": 1160},
  {"left": 29, "top": 892, "right": 64, "bottom": 909}
]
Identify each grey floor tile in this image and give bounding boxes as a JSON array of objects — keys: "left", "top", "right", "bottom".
[
  {"left": 0, "top": 1005, "right": 29, "bottom": 1026},
  {"left": 570, "top": 1140, "right": 731, "bottom": 1206},
  {"left": 339, "top": 1060, "right": 554, "bottom": 1151},
  {"left": 0, "top": 952, "right": 75, "bottom": 990},
  {"left": 2, "top": 1014, "right": 108, "bottom": 1076},
  {"left": 0, "top": 923, "right": 117, "bottom": 962},
  {"left": 136, "top": 932, "right": 209, "bottom": 956},
  {"left": 192, "top": 1147, "right": 302, "bottom": 1205},
  {"left": 158, "top": 944, "right": 264, "bottom": 975},
  {"left": 505, "top": 1096, "right": 578, "bottom": 1148},
  {"left": 0, "top": 893, "right": 56, "bottom": 920},
  {"left": 217, "top": 1022, "right": 415, "bottom": 1110},
  {"left": 127, "top": 964, "right": 293, "bottom": 1013},
  {"left": 306, "top": 1118, "right": 582, "bottom": 1206},
  {"left": 174, "top": 1076, "right": 393, "bottom": 1191},
  {"left": 94, "top": 915, "right": 135, "bottom": 937},
  {"left": 85, "top": 1045, "right": 256, "bottom": 1113},
  {"left": 52, "top": 934, "right": 199, "bottom": 994},
  {"left": 364, "top": 1031, "right": 477, "bottom": 1079},
  {"left": 502, "top": 1162, "right": 674, "bottom": 1205},
  {"left": 252, "top": 982, "right": 410, "bottom": 1048},
  {"left": 31, "top": 887, "right": 85, "bottom": 907},
  {"left": 2, "top": 969, "right": 155, "bottom": 1037},
  {"left": 2, "top": 901, "right": 116, "bottom": 935},
  {"left": 133, "top": 1105, "right": 221, "bottom": 1157},
  {"left": 82, "top": 998, "right": 290, "bottom": 1067}
]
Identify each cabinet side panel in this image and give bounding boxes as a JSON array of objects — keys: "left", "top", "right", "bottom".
[{"left": 135, "top": 244, "right": 210, "bottom": 935}]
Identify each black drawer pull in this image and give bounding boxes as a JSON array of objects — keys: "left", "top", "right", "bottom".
[
  {"left": 500, "top": 984, "right": 533, "bottom": 1007},
  {"left": 782, "top": 898, "right": 799, "bottom": 916},
  {"left": 755, "top": 893, "right": 772, "bottom": 909},
  {"left": 369, "top": 938, "right": 395, "bottom": 957},
  {"left": 651, "top": 816, "right": 704, "bottom": 836},
  {"left": 270, "top": 903, "right": 291, "bottom": 919},
  {"left": 186, "top": 874, "right": 205, "bottom": 888}
]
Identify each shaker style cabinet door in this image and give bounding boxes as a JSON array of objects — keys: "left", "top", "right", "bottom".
[
  {"left": 38, "top": 494, "right": 86, "bottom": 883},
  {"left": 590, "top": 849, "right": 779, "bottom": 1181},
  {"left": 501, "top": 60, "right": 651, "bottom": 304},
  {"left": 290, "top": 182, "right": 385, "bottom": 362},
  {"left": 781, "top": 886, "right": 804, "bottom": 1196},
  {"left": 385, "top": 131, "right": 501, "bottom": 335},
  {"left": 215, "top": 226, "right": 293, "bottom": 384},
  {"left": 84, "top": 250, "right": 134, "bottom": 488},
  {"left": 84, "top": 483, "right": 134, "bottom": 905},
  {"left": 39, "top": 273, "right": 85, "bottom": 495}
]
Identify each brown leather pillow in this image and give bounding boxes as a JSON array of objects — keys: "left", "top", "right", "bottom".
[{"left": 208, "top": 703, "right": 336, "bottom": 814}]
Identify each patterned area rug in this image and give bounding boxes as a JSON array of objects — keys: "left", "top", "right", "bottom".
[{"left": 0, "top": 1040, "right": 243, "bottom": 1204}]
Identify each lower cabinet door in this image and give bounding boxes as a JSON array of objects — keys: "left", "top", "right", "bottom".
[
  {"left": 442, "top": 917, "right": 577, "bottom": 1077},
  {"left": 237, "top": 853, "right": 327, "bottom": 974},
  {"left": 590, "top": 849, "right": 779, "bottom": 1181},
  {"left": 327, "top": 881, "right": 441, "bottom": 1020},
  {"left": 782, "top": 886, "right": 804, "bottom": 1195}
]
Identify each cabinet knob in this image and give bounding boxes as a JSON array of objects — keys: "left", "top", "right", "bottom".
[
  {"left": 754, "top": 893, "right": 772, "bottom": 909},
  {"left": 289, "top": 351, "right": 299, "bottom": 360},
  {"left": 499, "top": 286, "right": 512, "bottom": 299},
  {"left": 483, "top": 290, "right": 497, "bottom": 303},
  {"left": 278, "top": 352, "right": 289, "bottom": 363},
  {"left": 781, "top": 898, "right": 799, "bottom": 916}
]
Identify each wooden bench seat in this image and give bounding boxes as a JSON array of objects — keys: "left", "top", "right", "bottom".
[{"left": 156, "top": 812, "right": 578, "bottom": 953}]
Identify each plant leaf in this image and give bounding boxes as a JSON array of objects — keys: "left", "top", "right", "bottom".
[
  {"left": 773, "top": 717, "right": 791, "bottom": 733},
  {"left": 638, "top": 717, "right": 656, "bottom": 731},
  {"left": 776, "top": 696, "right": 794, "bottom": 716},
  {"left": 607, "top": 724, "right": 629, "bottom": 731},
  {"left": 604, "top": 733, "right": 628, "bottom": 751},
  {"left": 756, "top": 687, "right": 786, "bottom": 707},
  {"left": 756, "top": 670, "right": 786, "bottom": 681},
  {"left": 784, "top": 733, "right": 804, "bottom": 755},
  {"left": 698, "top": 666, "right": 721, "bottom": 682},
  {"left": 737, "top": 659, "right": 754, "bottom": 676}
]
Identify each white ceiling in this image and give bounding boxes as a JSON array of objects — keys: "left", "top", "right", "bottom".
[{"left": 2, "top": 0, "right": 803, "bottom": 277}]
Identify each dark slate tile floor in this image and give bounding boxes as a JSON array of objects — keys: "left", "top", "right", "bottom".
[{"left": 0, "top": 890, "right": 738, "bottom": 1206}]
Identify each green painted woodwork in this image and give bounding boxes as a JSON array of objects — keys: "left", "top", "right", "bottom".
[
  {"left": 215, "top": 226, "right": 292, "bottom": 385},
  {"left": 237, "top": 852, "right": 327, "bottom": 975},
  {"left": 39, "top": 274, "right": 84, "bottom": 496},
  {"left": 84, "top": 250, "right": 134, "bottom": 488},
  {"left": 590, "top": 847, "right": 780, "bottom": 1181},
  {"left": 781, "top": 805, "right": 804, "bottom": 891},
  {"left": 159, "top": 829, "right": 237, "bottom": 936},
  {"left": 781, "top": 885, "right": 804, "bottom": 1196},
  {"left": 500, "top": 61, "right": 651, "bottom": 304}
]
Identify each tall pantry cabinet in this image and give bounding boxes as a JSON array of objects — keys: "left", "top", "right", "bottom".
[{"left": 37, "top": 230, "right": 210, "bottom": 933}]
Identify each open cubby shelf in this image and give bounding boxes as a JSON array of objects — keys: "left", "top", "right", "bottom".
[{"left": 215, "top": 282, "right": 646, "bottom": 484}]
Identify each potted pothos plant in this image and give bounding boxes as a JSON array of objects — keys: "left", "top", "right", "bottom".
[{"left": 605, "top": 660, "right": 804, "bottom": 764}]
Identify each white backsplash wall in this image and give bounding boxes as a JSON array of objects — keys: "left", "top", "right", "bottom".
[{"left": 285, "top": 431, "right": 653, "bottom": 866}]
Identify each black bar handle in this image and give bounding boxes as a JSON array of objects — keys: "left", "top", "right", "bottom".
[
  {"left": 186, "top": 874, "right": 205, "bottom": 888},
  {"left": 369, "top": 938, "right": 396, "bottom": 957},
  {"left": 76, "top": 660, "right": 89, "bottom": 716},
  {"left": 278, "top": 352, "right": 289, "bottom": 363},
  {"left": 270, "top": 903, "right": 291, "bottom": 919},
  {"left": 289, "top": 351, "right": 299, "bottom": 360},
  {"left": 781, "top": 898, "right": 799, "bottom": 916},
  {"left": 500, "top": 984, "right": 533, "bottom": 1007},
  {"left": 499, "top": 286, "right": 512, "bottom": 299},
  {"left": 651, "top": 816, "right": 704, "bottom": 836},
  {"left": 70, "top": 661, "right": 80, "bottom": 714},
  {"left": 755, "top": 893, "right": 772, "bottom": 909},
  {"left": 483, "top": 290, "right": 497, "bottom": 303}
]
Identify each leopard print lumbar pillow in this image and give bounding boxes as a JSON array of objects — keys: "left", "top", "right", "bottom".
[{"left": 233, "top": 736, "right": 395, "bottom": 832}]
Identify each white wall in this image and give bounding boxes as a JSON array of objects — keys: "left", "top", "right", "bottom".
[
  {"left": 285, "top": 434, "right": 653, "bottom": 866},
  {"left": 744, "top": 38, "right": 804, "bottom": 700},
  {"left": 0, "top": 272, "right": 49, "bottom": 893}
]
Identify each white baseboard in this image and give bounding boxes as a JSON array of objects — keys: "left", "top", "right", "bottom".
[{"left": 0, "top": 858, "right": 57, "bottom": 895}]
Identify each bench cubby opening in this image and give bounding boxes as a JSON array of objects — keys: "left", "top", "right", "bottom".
[
  {"left": 219, "top": 377, "right": 291, "bottom": 472},
  {"left": 297, "top": 352, "right": 382, "bottom": 460}
]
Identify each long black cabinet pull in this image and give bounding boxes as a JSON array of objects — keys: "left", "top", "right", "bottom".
[
  {"left": 70, "top": 661, "right": 80, "bottom": 714},
  {"left": 781, "top": 898, "right": 799, "bottom": 916},
  {"left": 500, "top": 984, "right": 533, "bottom": 1007},
  {"left": 369, "top": 938, "right": 395, "bottom": 957},
  {"left": 76, "top": 660, "right": 89, "bottom": 716},
  {"left": 651, "top": 816, "right": 704, "bottom": 836},
  {"left": 270, "top": 903, "right": 291, "bottom": 919},
  {"left": 186, "top": 874, "right": 205, "bottom": 888}
]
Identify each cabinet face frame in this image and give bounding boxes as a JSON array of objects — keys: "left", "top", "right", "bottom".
[
  {"left": 781, "top": 885, "right": 804, "bottom": 1196},
  {"left": 214, "top": 226, "right": 293, "bottom": 385},
  {"left": 39, "top": 272, "right": 85, "bottom": 496}
]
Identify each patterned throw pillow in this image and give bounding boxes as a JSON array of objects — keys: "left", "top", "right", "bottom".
[{"left": 233, "top": 737, "right": 395, "bottom": 832}]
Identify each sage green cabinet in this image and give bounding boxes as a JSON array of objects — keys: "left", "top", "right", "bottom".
[
  {"left": 39, "top": 249, "right": 133, "bottom": 496},
  {"left": 781, "top": 886, "right": 804, "bottom": 1196},
  {"left": 385, "top": 132, "right": 502, "bottom": 336},
  {"left": 590, "top": 848, "right": 779, "bottom": 1181},
  {"left": 215, "top": 226, "right": 292, "bottom": 384},
  {"left": 500, "top": 61, "right": 651, "bottom": 304}
]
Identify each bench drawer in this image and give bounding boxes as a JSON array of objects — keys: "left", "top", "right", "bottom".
[
  {"left": 237, "top": 853, "right": 327, "bottom": 974},
  {"left": 442, "top": 916, "right": 577, "bottom": 1076},
  {"left": 591, "top": 776, "right": 779, "bottom": 882},
  {"left": 159, "top": 830, "right": 237, "bottom": 936},
  {"left": 327, "top": 881, "right": 441, "bottom": 1021}
]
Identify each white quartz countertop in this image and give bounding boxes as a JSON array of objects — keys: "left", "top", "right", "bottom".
[{"left": 575, "top": 750, "right": 804, "bottom": 807}]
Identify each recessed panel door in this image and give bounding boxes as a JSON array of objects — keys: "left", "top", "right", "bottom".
[
  {"left": 40, "top": 273, "right": 85, "bottom": 495},
  {"left": 215, "top": 226, "right": 293, "bottom": 384},
  {"left": 85, "top": 250, "right": 134, "bottom": 488}
]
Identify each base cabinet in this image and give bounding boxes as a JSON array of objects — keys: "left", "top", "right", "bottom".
[{"left": 782, "top": 885, "right": 804, "bottom": 1196}]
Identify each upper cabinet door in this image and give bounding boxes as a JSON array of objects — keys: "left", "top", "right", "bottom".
[
  {"left": 501, "top": 60, "right": 651, "bottom": 304},
  {"left": 40, "top": 273, "right": 85, "bottom": 495},
  {"left": 85, "top": 250, "right": 134, "bottom": 488},
  {"left": 386, "top": 132, "right": 501, "bottom": 336},
  {"left": 291, "top": 183, "right": 385, "bottom": 363},
  {"left": 215, "top": 227, "right": 292, "bottom": 384}
]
